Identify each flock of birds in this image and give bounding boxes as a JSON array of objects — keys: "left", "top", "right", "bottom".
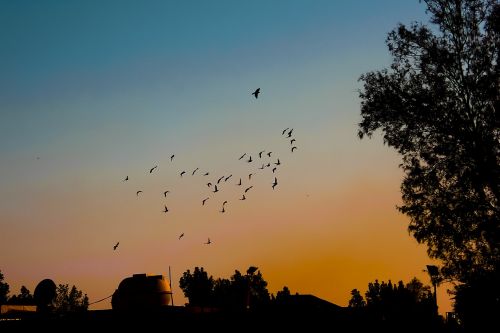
[{"left": 113, "top": 88, "right": 298, "bottom": 251}]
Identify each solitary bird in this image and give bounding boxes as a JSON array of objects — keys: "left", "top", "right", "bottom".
[
  {"left": 272, "top": 167, "right": 277, "bottom": 173},
  {"left": 224, "top": 175, "right": 232, "bottom": 182},
  {"left": 192, "top": 168, "right": 199, "bottom": 176},
  {"left": 163, "top": 191, "right": 170, "bottom": 197},
  {"left": 240, "top": 194, "right": 246, "bottom": 200},
  {"left": 259, "top": 150, "right": 265, "bottom": 158},
  {"left": 163, "top": 205, "right": 169, "bottom": 213},
  {"left": 282, "top": 128, "right": 289, "bottom": 135},
  {"left": 204, "top": 172, "right": 210, "bottom": 176},
  {"left": 180, "top": 171, "right": 186, "bottom": 177},
  {"left": 213, "top": 185, "right": 219, "bottom": 193},
  {"left": 179, "top": 233, "right": 184, "bottom": 240},
  {"left": 136, "top": 190, "right": 143, "bottom": 196},
  {"left": 275, "top": 159, "right": 281, "bottom": 166},
  {"left": 252, "top": 88, "right": 260, "bottom": 99},
  {"left": 272, "top": 177, "right": 278, "bottom": 190},
  {"left": 207, "top": 182, "right": 212, "bottom": 187},
  {"left": 222, "top": 200, "right": 228, "bottom": 206},
  {"left": 267, "top": 152, "right": 272, "bottom": 157},
  {"left": 170, "top": 154, "right": 175, "bottom": 161},
  {"left": 247, "top": 156, "right": 253, "bottom": 163},
  {"left": 123, "top": 176, "right": 129, "bottom": 181},
  {"left": 266, "top": 163, "right": 271, "bottom": 167},
  {"left": 287, "top": 129, "right": 294, "bottom": 137},
  {"left": 217, "top": 176, "right": 225, "bottom": 184},
  {"left": 259, "top": 164, "right": 265, "bottom": 170},
  {"left": 291, "top": 146, "right": 297, "bottom": 152},
  {"left": 245, "top": 186, "right": 253, "bottom": 193},
  {"left": 202, "top": 198, "right": 209, "bottom": 205},
  {"left": 113, "top": 242, "right": 119, "bottom": 250},
  {"left": 290, "top": 139, "right": 296, "bottom": 145},
  {"left": 150, "top": 165, "right": 158, "bottom": 173},
  {"left": 237, "top": 178, "right": 242, "bottom": 186},
  {"left": 205, "top": 238, "right": 211, "bottom": 245},
  {"left": 220, "top": 206, "right": 225, "bottom": 213},
  {"left": 239, "top": 153, "right": 246, "bottom": 160},
  {"left": 248, "top": 173, "right": 253, "bottom": 180}
]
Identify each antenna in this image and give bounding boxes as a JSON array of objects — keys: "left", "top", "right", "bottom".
[{"left": 169, "top": 266, "right": 174, "bottom": 306}]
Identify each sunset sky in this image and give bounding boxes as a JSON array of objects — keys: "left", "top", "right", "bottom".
[{"left": 0, "top": 0, "right": 452, "bottom": 312}]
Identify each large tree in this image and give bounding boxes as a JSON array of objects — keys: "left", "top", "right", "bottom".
[
  {"left": 0, "top": 270, "right": 10, "bottom": 304},
  {"left": 358, "top": 0, "right": 500, "bottom": 283}
]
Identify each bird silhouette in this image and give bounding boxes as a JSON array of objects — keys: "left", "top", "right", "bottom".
[
  {"left": 207, "top": 182, "right": 212, "bottom": 187},
  {"left": 113, "top": 242, "right": 119, "bottom": 250},
  {"left": 272, "top": 177, "right": 278, "bottom": 189},
  {"left": 192, "top": 168, "right": 199, "bottom": 176},
  {"left": 213, "top": 185, "right": 219, "bottom": 193},
  {"left": 259, "top": 150, "right": 265, "bottom": 158},
  {"left": 217, "top": 176, "right": 225, "bottom": 184},
  {"left": 180, "top": 171, "right": 186, "bottom": 177},
  {"left": 149, "top": 165, "right": 158, "bottom": 173},
  {"left": 247, "top": 156, "right": 253, "bottom": 163},
  {"left": 224, "top": 175, "right": 232, "bottom": 182},
  {"left": 290, "top": 139, "right": 296, "bottom": 145},
  {"left": 170, "top": 154, "right": 175, "bottom": 161},
  {"left": 179, "top": 233, "right": 184, "bottom": 240},
  {"left": 252, "top": 88, "right": 260, "bottom": 98},
  {"left": 237, "top": 178, "right": 242, "bottom": 186},
  {"left": 248, "top": 173, "right": 253, "bottom": 180},
  {"left": 275, "top": 159, "right": 281, "bottom": 166},
  {"left": 245, "top": 186, "right": 253, "bottom": 193},
  {"left": 202, "top": 198, "right": 209, "bottom": 205},
  {"left": 163, "top": 205, "right": 169, "bottom": 213},
  {"left": 123, "top": 176, "right": 129, "bottom": 181},
  {"left": 204, "top": 172, "right": 209, "bottom": 176},
  {"left": 240, "top": 194, "right": 246, "bottom": 200},
  {"left": 291, "top": 146, "right": 297, "bottom": 152},
  {"left": 205, "top": 238, "right": 211, "bottom": 245},
  {"left": 272, "top": 167, "right": 277, "bottom": 173},
  {"left": 163, "top": 191, "right": 170, "bottom": 197},
  {"left": 136, "top": 190, "right": 143, "bottom": 196},
  {"left": 259, "top": 164, "right": 265, "bottom": 170},
  {"left": 266, "top": 163, "right": 271, "bottom": 167},
  {"left": 267, "top": 152, "right": 272, "bottom": 157},
  {"left": 287, "top": 129, "right": 294, "bottom": 137},
  {"left": 282, "top": 128, "right": 289, "bottom": 135},
  {"left": 239, "top": 153, "right": 246, "bottom": 160},
  {"left": 222, "top": 200, "right": 228, "bottom": 206},
  {"left": 220, "top": 206, "right": 225, "bottom": 213}
]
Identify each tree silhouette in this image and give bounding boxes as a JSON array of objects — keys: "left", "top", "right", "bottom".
[
  {"left": 348, "top": 289, "right": 366, "bottom": 308},
  {"left": 53, "top": 284, "right": 89, "bottom": 313},
  {"left": 179, "top": 267, "right": 214, "bottom": 307},
  {"left": 357, "top": 0, "right": 500, "bottom": 323},
  {"left": 8, "top": 286, "right": 34, "bottom": 305},
  {"left": 0, "top": 270, "right": 9, "bottom": 304}
]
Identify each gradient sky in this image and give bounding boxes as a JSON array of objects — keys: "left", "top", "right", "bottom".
[{"left": 0, "top": 0, "right": 452, "bottom": 312}]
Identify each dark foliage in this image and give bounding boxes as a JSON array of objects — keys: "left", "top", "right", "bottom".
[
  {"left": 7, "top": 286, "right": 34, "bottom": 305},
  {"left": 53, "top": 284, "right": 89, "bottom": 313},
  {"left": 0, "top": 270, "right": 9, "bottom": 304}
]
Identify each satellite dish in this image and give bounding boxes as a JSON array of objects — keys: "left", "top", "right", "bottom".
[{"left": 34, "top": 279, "right": 57, "bottom": 313}]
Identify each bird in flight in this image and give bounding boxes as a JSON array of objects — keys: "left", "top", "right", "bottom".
[
  {"left": 179, "top": 233, "right": 184, "bottom": 240},
  {"left": 247, "top": 156, "right": 253, "bottom": 163},
  {"left": 290, "top": 139, "right": 296, "bottom": 145},
  {"left": 222, "top": 200, "right": 228, "bottom": 206},
  {"left": 180, "top": 171, "right": 186, "bottom": 177},
  {"left": 202, "top": 198, "right": 209, "bottom": 205},
  {"left": 204, "top": 172, "right": 209, "bottom": 176},
  {"left": 248, "top": 173, "right": 253, "bottom": 180},
  {"left": 282, "top": 128, "right": 289, "bottom": 135},
  {"left": 220, "top": 206, "right": 225, "bottom": 213},
  {"left": 267, "top": 152, "right": 272, "bottom": 157},
  {"left": 275, "top": 159, "right": 281, "bottom": 166},
  {"left": 259, "top": 150, "right": 265, "bottom": 158},
  {"left": 239, "top": 153, "right": 246, "bottom": 160},
  {"left": 272, "top": 177, "right": 278, "bottom": 190},
  {"left": 170, "top": 154, "right": 175, "bottom": 161},
  {"left": 224, "top": 175, "right": 232, "bottom": 182},
  {"left": 213, "top": 185, "right": 219, "bottom": 193},
  {"left": 291, "top": 146, "right": 297, "bottom": 152},
  {"left": 136, "top": 190, "right": 143, "bottom": 196},
  {"left": 240, "top": 194, "right": 246, "bottom": 200},
  {"left": 252, "top": 88, "right": 260, "bottom": 99},
  {"left": 259, "top": 164, "right": 265, "bottom": 170},
  {"left": 266, "top": 162, "right": 271, "bottom": 167},
  {"left": 149, "top": 165, "right": 158, "bottom": 173},
  {"left": 163, "top": 191, "right": 170, "bottom": 197},
  {"left": 245, "top": 186, "right": 253, "bottom": 193},
  {"left": 123, "top": 176, "right": 129, "bottom": 181},
  {"left": 205, "top": 238, "right": 211, "bottom": 245},
  {"left": 192, "top": 168, "right": 199, "bottom": 176},
  {"left": 237, "top": 178, "right": 242, "bottom": 186},
  {"left": 287, "top": 129, "right": 294, "bottom": 138},
  {"left": 217, "top": 176, "right": 225, "bottom": 184},
  {"left": 272, "top": 167, "right": 277, "bottom": 173},
  {"left": 163, "top": 205, "right": 169, "bottom": 213},
  {"left": 113, "top": 242, "right": 119, "bottom": 250},
  {"left": 207, "top": 182, "right": 212, "bottom": 187}
]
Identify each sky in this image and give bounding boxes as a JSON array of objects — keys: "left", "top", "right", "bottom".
[{"left": 0, "top": 0, "right": 453, "bottom": 313}]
